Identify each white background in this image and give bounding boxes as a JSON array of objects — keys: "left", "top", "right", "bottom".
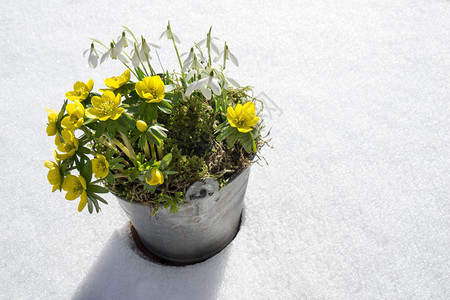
[{"left": 1, "top": 0, "right": 449, "bottom": 299}]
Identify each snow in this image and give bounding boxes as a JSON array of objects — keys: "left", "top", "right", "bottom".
[{"left": 1, "top": 0, "right": 449, "bottom": 299}]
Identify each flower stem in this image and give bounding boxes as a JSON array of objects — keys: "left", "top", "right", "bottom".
[
  {"left": 111, "top": 139, "right": 132, "bottom": 160},
  {"left": 144, "top": 141, "right": 151, "bottom": 158},
  {"left": 119, "top": 132, "right": 136, "bottom": 160}
]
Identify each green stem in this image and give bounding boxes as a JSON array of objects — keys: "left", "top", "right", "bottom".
[
  {"left": 144, "top": 141, "right": 151, "bottom": 158},
  {"left": 150, "top": 143, "right": 157, "bottom": 160},
  {"left": 119, "top": 132, "right": 136, "bottom": 160},
  {"left": 172, "top": 39, "right": 186, "bottom": 88},
  {"left": 111, "top": 139, "right": 132, "bottom": 160}
]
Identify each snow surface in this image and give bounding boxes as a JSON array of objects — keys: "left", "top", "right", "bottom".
[{"left": 1, "top": 0, "right": 449, "bottom": 299}]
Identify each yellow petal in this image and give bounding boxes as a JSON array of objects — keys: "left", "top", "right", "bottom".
[
  {"left": 242, "top": 102, "right": 256, "bottom": 116},
  {"left": 78, "top": 176, "right": 87, "bottom": 190},
  {"left": 114, "top": 93, "right": 122, "bottom": 107},
  {"left": 85, "top": 108, "right": 99, "bottom": 119},
  {"left": 227, "top": 106, "right": 236, "bottom": 120},
  {"left": 73, "top": 81, "right": 86, "bottom": 91},
  {"left": 235, "top": 104, "right": 243, "bottom": 115},
  {"left": 62, "top": 175, "right": 77, "bottom": 192},
  {"left": 66, "top": 103, "right": 76, "bottom": 115},
  {"left": 237, "top": 127, "right": 252, "bottom": 133},
  {"left": 86, "top": 79, "right": 94, "bottom": 91},
  {"left": 104, "top": 78, "right": 119, "bottom": 89},
  {"left": 46, "top": 124, "right": 57, "bottom": 136},
  {"left": 44, "top": 160, "right": 57, "bottom": 169},
  {"left": 246, "top": 116, "right": 259, "bottom": 127},
  {"left": 109, "top": 107, "right": 124, "bottom": 120},
  {"left": 91, "top": 96, "right": 102, "bottom": 108},
  {"left": 78, "top": 191, "right": 88, "bottom": 212},
  {"left": 122, "top": 69, "right": 130, "bottom": 81},
  {"left": 45, "top": 108, "right": 57, "bottom": 122}
]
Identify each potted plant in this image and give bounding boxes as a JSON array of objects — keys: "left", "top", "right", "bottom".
[{"left": 44, "top": 22, "right": 268, "bottom": 265}]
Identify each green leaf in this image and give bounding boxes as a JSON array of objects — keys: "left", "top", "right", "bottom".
[
  {"left": 88, "top": 184, "right": 109, "bottom": 194},
  {"left": 95, "top": 122, "right": 106, "bottom": 138},
  {"left": 91, "top": 193, "right": 108, "bottom": 204},
  {"left": 87, "top": 197, "right": 93, "bottom": 214},
  {"left": 149, "top": 124, "right": 168, "bottom": 139},
  {"left": 239, "top": 132, "right": 255, "bottom": 153},
  {"left": 162, "top": 153, "right": 172, "bottom": 166},
  {"left": 81, "top": 159, "right": 92, "bottom": 183},
  {"left": 106, "top": 120, "right": 116, "bottom": 138},
  {"left": 216, "top": 125, "right": 234, "bottom": 142},
  {"left": 163, "top": 170, "right": 179, "bottom": 175},
  {"left": 157, "top": 100, "right": 173, "bottom": 114},
  {"left": 227, "top": 131, "right": 239, "bottom": 149},
  {"left": 105, "top": 172, "right": 114, "bottom": 184}
]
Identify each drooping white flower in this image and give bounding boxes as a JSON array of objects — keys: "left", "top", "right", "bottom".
[
  {"left": 159, "top": 22, "right": 180, "bottom": 43},
  {"left": 182, "top": 48, "right": 205, "bottom": 73},
  {"left": 218, "top": 73, "right": 240, "bottom": 90},
  {"left": 130, "top": 38, "right": 160, "bottom": 68},
  {"left": 185, "top": 70, "right": 221, "bottom": 100},
  {"left": 112, "top": 31, "right": 131, "bottom": 57},
  {"left": 100, "top": 42, "right": 129, "bottom": 64},
  {"left": 198, "top": 27, "right": 220, "bottom": 55},
  {"left": 83, "top": 43, "right": 101, "bottom": 68},
  {"left": 214, "top": 42, "right": 238, "bottom": 67}
]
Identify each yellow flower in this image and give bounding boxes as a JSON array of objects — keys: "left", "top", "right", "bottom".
[
  {"left": 104, "top": 69, "right": 130, "bottom": 90},
  {"left": 136, "top": 120, "right": 148, "bottom": 132},
  {"left": 92, "top": 154, "right": 109, "bottom": 178},
  {"left": 44, "top": 150, "right": 63, "bottom": 192},
  {"left": 146, "top": 169, "right": 164, "bottom": 185},
  {"left": 65, "top": 79, "right": 94, "bottom": 102},
  {"left": 45, "top": 108, "right": 60, "bottom": 136},
  {"left": 85, "top": 91, "right": 124, "bottom": 121},
  {"left": 227, "top": 102, "right": 259, "bottom": 133},
  {"left": 62, "top": 175, "right": 88, "bottom": 212},
  {"left": 55, "top": 129, "right": 79, "bottom": 160},
  {"left": 135, "top": 76, "right": 165, "bottom": 103},
  {"left": 61, "top": 100, "right": 84, "bottom": 131}
]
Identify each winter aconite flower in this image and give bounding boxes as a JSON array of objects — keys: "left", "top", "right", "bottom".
[
  {"left": 44, "top": 151, "right": 63, "bottom": 192},
  {"left": 65, "top": 79, "right": 94, "bottom": 102},
  {"left": 55, "top": 129, "right": 79, "bottom": 160},
  {"left": 62, "top": 175, "right": 88, "bottom": 212},
  {"left": 85, "top": 91, "right": 124, "bottom": 121},
  {"left": 136, "top": 120, "right": 148, "bottom": 132},
  {"left": 92, "top": 154, "right": 109, "bottom": 178},
  {"left": 146, "top": 169, "right": 164, "bottom": 185},
  {"left": 227, "top": 102, "right": 259, "bottom": 133},
  {"left": 135, "top": 76, "right": 165, "bottom": 103},
  {"left": 104, "top": 69, "right": 130, "bottom": 90},
  {"left": 45, "top": 108, "right": 61, "bottom": 136},
  {"left": 61, "top": 100, "right": 84, "bottom": 131}
]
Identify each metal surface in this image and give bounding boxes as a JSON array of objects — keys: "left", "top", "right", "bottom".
[{"left": 116, "top": 167, "right": 251, "bottom": 264}]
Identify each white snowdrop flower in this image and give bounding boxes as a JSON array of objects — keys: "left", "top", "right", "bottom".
[
  {"left": 182, "top": 49, "right": 205, "bottom": 73},
  {"left": 101, "top": 43, "right": 129, "bottom": 65},
  {"left": 159, "top": 22, "right": 180, "bottom": 43},
  {"left": 83, "top": 43, "right": 101, "bottom": 68},
  {"left": 198, "top": 36, "right": 220, "bottom": 54},
  {"left": 131, "top": 38, "right": 158, "bottom": 68},
  {"left": 214, "top": 42, "right": 239, "bottom": 67},
  {"left": 220, "top": 75, "right": 240, "bottom": 90},
  {"left": 112, "top": 31, "right": 131, "bottom": 57},
  {"left": 186, "top": 71, "right": 221, "bottom": 100}
]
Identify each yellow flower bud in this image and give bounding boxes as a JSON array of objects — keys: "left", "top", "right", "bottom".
[
  {"left": 136, "top": 120, "right": 148, "bottom": 132},
  {"left": 146, "top": 169, "right": 164, "bottom": 186}
]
